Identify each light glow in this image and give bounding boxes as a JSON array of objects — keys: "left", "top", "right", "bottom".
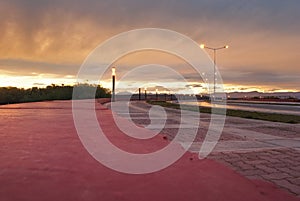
[{"left": 112, "top": 67, "right": 116, "bottom": 76}]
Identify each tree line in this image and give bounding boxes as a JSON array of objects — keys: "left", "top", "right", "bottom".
[{"left": 0, "top": 84, "right": 111, "bottom": 105}]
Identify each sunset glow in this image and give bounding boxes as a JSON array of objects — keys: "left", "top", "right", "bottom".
[{"left": 0, "top": 1, "right": 299, "bottom": 93}]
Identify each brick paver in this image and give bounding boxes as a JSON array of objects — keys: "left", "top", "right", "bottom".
[{"left": 207, "top": 148, "right": 300, "bottom": 197}]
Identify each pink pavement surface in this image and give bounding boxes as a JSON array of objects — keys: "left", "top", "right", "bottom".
[{"left": 0, "top": 100, "right": 299, "bottom": 201}]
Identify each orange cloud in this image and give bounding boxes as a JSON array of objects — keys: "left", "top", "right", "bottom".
[{"left": 0, "top": 0, "right": 299, "bottom": 92}]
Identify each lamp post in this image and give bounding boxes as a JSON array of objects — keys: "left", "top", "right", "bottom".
[
  {"left": 112, "top": 67, "right": 116, "bottom": 102},
  {"left": 138, "top": 88, "right": 141, "bottom": 101},
  {"left": 144, "top": 87, "right": 147, "bottom": 100},
  {"left": 200, "top": 44, "right": 228, "bottom": 95},
  {"left": 156, "top": 89, "right": 158, "bottom": 100}
]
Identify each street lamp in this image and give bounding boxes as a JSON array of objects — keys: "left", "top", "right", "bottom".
[
  {"left": 156, "top": 89, "right": 158, "bottom": 100},
  {"left": 138, "top": 88, "right": 141, "bottom": 101},
  {"left": 200, "top": 44, "right": 228, "bottom": 95},
  {"left": 144, "top": 87, "right": 147, "bottom": 100},
  {"left": 112, "top": 67, "right": 116, "bottom": 102}
]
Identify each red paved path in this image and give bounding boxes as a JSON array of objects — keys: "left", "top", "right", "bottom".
[{"left": 0, "top": 100, "right": 299, "bottom": 201}]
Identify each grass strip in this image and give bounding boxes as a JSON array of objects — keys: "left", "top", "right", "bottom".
[{"left": 147, "top": 100, "right": 300, "bottom": 124}]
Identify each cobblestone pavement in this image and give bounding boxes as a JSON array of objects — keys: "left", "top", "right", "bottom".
[{"left": 108, "top": 101, "right": 300, "bottom": 198}]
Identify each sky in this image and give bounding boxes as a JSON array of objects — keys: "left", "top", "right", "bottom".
[{"left": 0, "top": 0, "right": 299, "bottom": 93}]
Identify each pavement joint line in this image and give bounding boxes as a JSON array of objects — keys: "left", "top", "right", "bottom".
[
  {"left": 186, "top": 145, "right": 288, "bottom": 154},
  {"left": 294, "top": 148, "right": 300, "bottom": 152},
  {"left": 258, "top": 139, "right": 300, "bottom": 149},
  {"left": 222, "top": 127, "right": 284, "bottom": 140},
  {"left": 179, "top": 140, "right": 285, "bottom": 153},
  {"left": 144, "top": 125, "right": 201, "bottom": 129},
  {"left": 116, "top": 112, "right": 147, "bottom": 115}
]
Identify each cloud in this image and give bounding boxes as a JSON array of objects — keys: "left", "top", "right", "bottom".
[
  {"left": 33, "top": 82, "right": 46, "bottom": 86},
  {"left": 0, "top": 0, "right": 299, "bottom": 90},
  {"left": 221, "top": 70, "right": 300, "bottom": 89},
  {"left": 0, "top": 59, "right": 79, "bottom": 76},
  {"left": 185, "top": 84, "right": 202, "bottom": 88}
]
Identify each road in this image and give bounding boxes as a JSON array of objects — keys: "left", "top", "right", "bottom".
[{"left": 181, "top": 101, "right": 300, "bottom": 116}]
